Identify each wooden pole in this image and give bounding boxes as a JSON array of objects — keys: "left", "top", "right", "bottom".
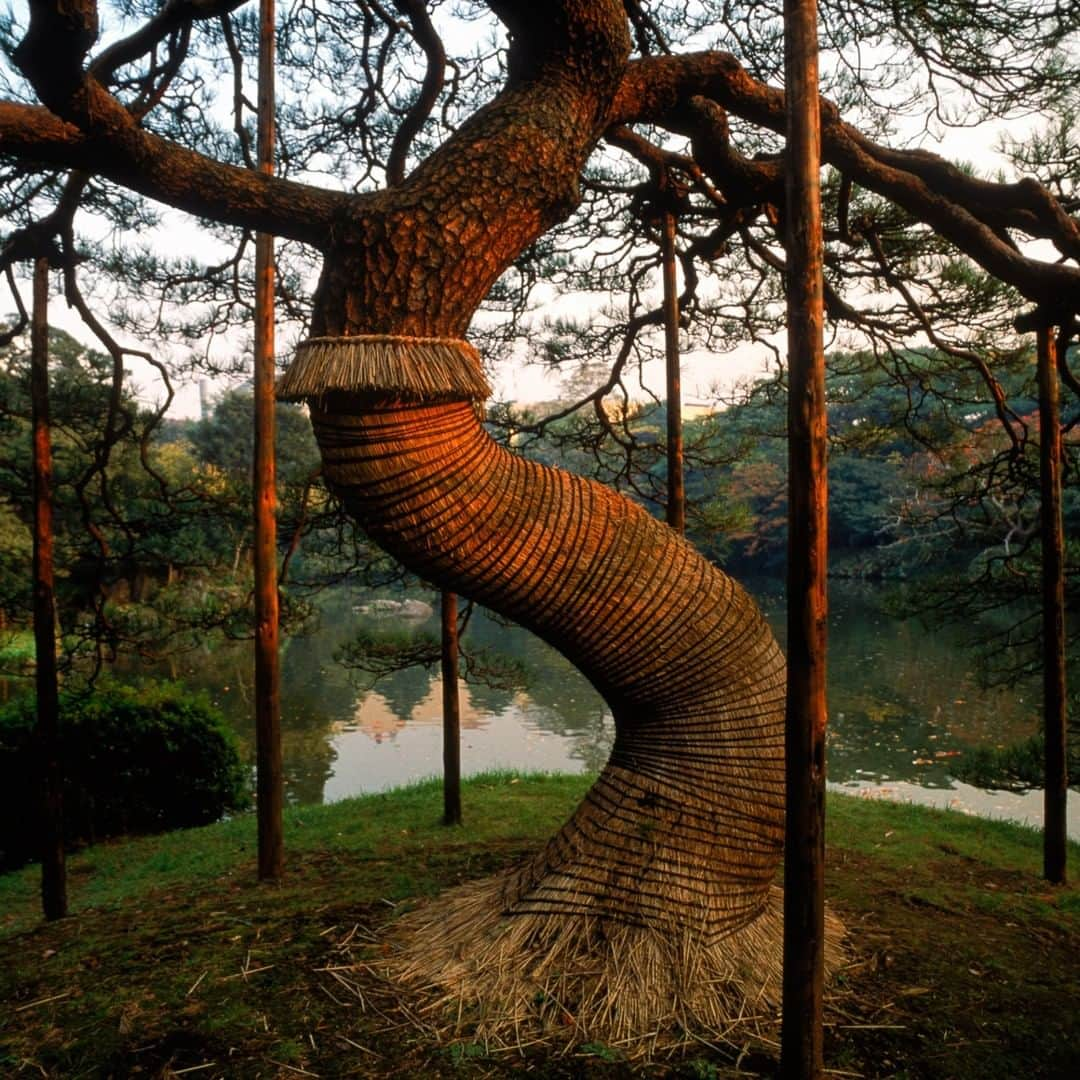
[
  {"left": 1037, "top": 321, "right": 1067, "bottom": 884},
  {"left": 30, "top": 256, "right": 66, "bottom": 921},
  {"left": 781, "top": 1, "right": 827, "bottom": 1076},
  {"left": 661, "top": 210, "right": 685, "bottom": 534},
  {"left": 441, "top": 591, "right": 462, "bottom": 826},
  {"left": 254, "top": 0, "right": 283, "bottom": 881}
]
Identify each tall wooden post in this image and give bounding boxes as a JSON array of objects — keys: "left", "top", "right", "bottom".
[
  {"left": 661, "top": 210, "right": 685, "bottom": 534},
  {"left": 781, "top": 1, "right": 827, "bottom": 1077},
  {"left": 1037, "top": 320, "right": 1067, "bottom": 884},
  {"left": 253, "top": 0, "right": 283, "bottom": 881},
  {"left": 30, "top": 256, "right": 66, "bottom": 921},
  {"left": 441, "top": 591, "right": 462, "bottom": 826}
]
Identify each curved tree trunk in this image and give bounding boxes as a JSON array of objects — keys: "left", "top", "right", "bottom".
[
  {"left": 280, "top": 342, "right": 829, "bottom": 1041},
  {"left": 315, "top": 391, "right": 785, "bottom": 935},
  {"left": 274, "top": 0, "right": 840, "bottom": 1046}
]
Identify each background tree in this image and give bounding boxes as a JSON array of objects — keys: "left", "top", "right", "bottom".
[
  {"left": 0, "top": 334, "right": 362, "bottom": 667},
  {"left": 0, "top": 325, "right": 187, "bottom": 660}
]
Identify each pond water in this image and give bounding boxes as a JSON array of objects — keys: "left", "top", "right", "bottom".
[{"left": 162, "top": 577, "right": 1078, "bottom": 839}]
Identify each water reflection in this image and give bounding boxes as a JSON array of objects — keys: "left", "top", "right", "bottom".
[
  {"left": 751, "top": 580, "right": 1041, "bottom": 793},
  {"left": 121, "top": 579, "right": 1074, "bottom": 837}
]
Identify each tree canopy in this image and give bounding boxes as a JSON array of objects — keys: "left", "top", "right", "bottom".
[
  {"left": 6, "top": 0, "right": 1075, "bottom": 671},
  {"left": 0, "top": 1, "right": 1077, "bottom": 399}
]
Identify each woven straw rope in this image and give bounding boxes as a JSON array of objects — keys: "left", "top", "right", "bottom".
[{"left": 290, "top": 336, "right": 786, "bottom": 943}]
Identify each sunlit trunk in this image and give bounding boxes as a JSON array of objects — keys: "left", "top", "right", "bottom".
[
  {"left": 252, "top": 0, "right": 283, "bottom": 884},
  {"left": 782, "top": 1, "right": 829, "bottom": 1075},
  {"left": 1037, "top": 321, "right": 1067, "bottom": 885},
  {"left": 441, "top": 590, "right": 462, "bottom": 827},
  {"left": 661, "top": 208, "right": 685, "bottom": 533}
]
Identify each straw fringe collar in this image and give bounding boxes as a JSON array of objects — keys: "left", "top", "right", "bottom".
[{"left": 276, "top": 335, "right": 492, "bottom": 402}]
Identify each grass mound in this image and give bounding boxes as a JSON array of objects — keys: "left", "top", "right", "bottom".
[{"left": 1, "top": 772, "right": 1077, "bottom": 1078}]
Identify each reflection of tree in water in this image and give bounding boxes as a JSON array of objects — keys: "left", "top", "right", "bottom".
[
  {"left": 751, "top": 578, "right": 1041, "bottom": 788},
  {"left": 137, "top": 633, "right": 347, "bottom": 805},
  {"left": 279, "top": 728, "right": 337, "bottom": 805},
  {"left": 282, "top": 632, "right": 363, "bottom": 725},
  {"left": 523, "top": 673, "right": 609, "bottom": 737},
  {"left": 278, "top": 633, "right": 361, "bottom": 803},
  {"left": 464, "top": 607, "right": 613, "bottom": 759},
  {"left": 564, "top": 716, "right": 616, "bottom": 774},
  {"left": 374, "top": 664, "right": 437, "bottom": 727},
  {"left": 465, "top": 678, "right": 515, "bottom": 719},
  {"left": 128, "top": 582, "right": 1040, "bottom": 804},
  {"left": 342, "top": 599, "right": 616, "bottom": 768}
]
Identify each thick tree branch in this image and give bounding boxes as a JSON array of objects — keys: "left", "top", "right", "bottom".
[
  {"left": 487, "top": 0, "right": 629, "bottom": 92},
  {"left": 0, "top": 101, "right": 348, "bottom": 245},
  {"left": 307, "top": 0, "right": 632, "bottom": 336},
  {"left": 13, "top": 0, "right": 98, "bottom": 113},
  {"left": 220, "top": 12, "right": 257, "bottom": 169},
  {"left": 679, "top": 96, "right": 784, "bottom": 205},
  {"left": 613, "top": 52, "right": 1080, "bottom": 309},
  {"left": 4, "top": 0, "right": 346, "bottom": 244},
  {"left": 89, "top": 0, "right": 248, "bottom": 81}
]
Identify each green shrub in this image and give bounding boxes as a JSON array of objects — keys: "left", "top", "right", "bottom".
[{"left": 0, "top": 679, "right": 249, "bottom": 870}]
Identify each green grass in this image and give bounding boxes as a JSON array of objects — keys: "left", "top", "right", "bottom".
[
  {"left": 1, "top": 772, "right": 1078, "bottom": 1079},
  {"left": 0, "top": 769, "right": 590, "bottom": 936},
  {"left": 828, "top": 789, "right": 1048, "bottom": 870},
  {"left": 825, "top": 792, "right": 1079, "bottom": 930},
  {"left": 4, "top": 772, "right": 1068, "bottom": 937}
]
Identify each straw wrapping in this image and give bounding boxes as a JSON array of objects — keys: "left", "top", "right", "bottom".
[
  {"left": 276, "top": 335, "right": 492, "bottom": 402},
  {"left": 302, "top": 395, "right": 846, "bottom": 1051}
]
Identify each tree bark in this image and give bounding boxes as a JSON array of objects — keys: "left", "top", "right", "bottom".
[
  {"left": 781, "top": 2, "right": 828, "bottom": 1077},
  {"left": 1037, "top": 321, "right": 1067, "bottom": 885},
  {"left": 253, "top": 0, "right": 283, "bottom": 883},
  {"left": 31, "top": 256, "right": 66, "bottom": 922},
  {"left": 441, "top": 591, "right": 462, "bottom": 827},
  {"left": 661, "top": 210, "right": 685, "bottom": 534}
]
